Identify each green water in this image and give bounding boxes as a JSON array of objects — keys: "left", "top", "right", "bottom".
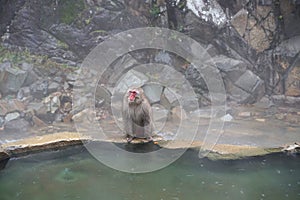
[{"left": 0, "top": 146, "right": 299, "bottom": 200}]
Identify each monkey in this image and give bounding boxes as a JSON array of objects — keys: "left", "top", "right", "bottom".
[{"left": 122, "top": 87, "right": 154, "bottom": 143}]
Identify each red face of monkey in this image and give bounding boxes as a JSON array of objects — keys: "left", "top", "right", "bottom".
[
  {"left": 128, "top": 90, "right": 137, "bottom": 102},
  {"left": 127, "top": 88, "right": 142, "bottom": 104}
]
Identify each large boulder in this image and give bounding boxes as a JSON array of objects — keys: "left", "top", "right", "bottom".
[
  {"left": 0, "top": 62, "right": 28, "bottom": 94},
  {"left": 229, "top": 70, "right": 265, "bottom": 103}
]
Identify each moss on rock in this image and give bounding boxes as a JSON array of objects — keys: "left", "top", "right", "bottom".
[{"left": 58, "top": 0, "right": 85, "bottom": 25}]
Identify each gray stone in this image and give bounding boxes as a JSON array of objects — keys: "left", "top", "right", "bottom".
[
  {"left": 0, "top": 99, "right": 26, "bottom": 116},
  {"left": 95, "top": 86, "right": 112, "bottom": 107},
  {"left": 205, "top": 55, "right": 247, "bottom": 82},
  {"left": 20, "top": 62, "right": 38, "bottom": 86},
  {"left": 66, "top": 73, "right": 78, "bottom": 82},
  {"left": 152, "top": 104, "right": 169, "bottom": 122},
  {"left": 186, "top": 0, "right": 227, "bottom": 27},
  {"left": 142, "top": 84, "right": 164, "bottom": 104},
  {"left": 154, "top": 51, "right": 172, "bottom": 65},
  {"left": 230, "top": 70, "right": 265, "bottom": 103},
  {"left": 48, "top": 82, "right": 61, "bottom": 93},
  {"left": 0, "top": 62, "right": 28, "bottom": 94},
  {"left": 27, "top": 102, "right": 48, "bottom": 116},
  {"left": 44, "top": 95, "right": 60, "bottom": 114},
  {"left": 235, "top": 70, "right": 263, "bottom": 93},
  {"left": 106, "top": 54, "right": 139, "bottom": 85},
  {"left": 161, "top": 88, "right": 180, "bottom": 109},
  {"left": 229, "top": 85, "right": 251, "bottom": 102},
  {"left": 114, "top": 70, "right": 149, "bottom": 94},
  {"left": 171, "top": 106, "right": 188, "bottom": 120},
  {"left": 0, "top": 116, "right": 4, "bottom": 127},
  {"left": 275, "top": 36, "right": 300, "bottom": 58},
  {"left": 5, "top": 112, "right": 20, "bottom": 122},
  {"left": 17, "top": 87, "right": 31, "bottom": 100},
  {"left": 30, "top": 79, "right": 49, "bottom": 99},
  {"left": 53, "top": 76, "right": 63, "bottom": 83},
  {"left": 5, "top": 118, "right": 30, "bottom": 132},
  {"left": 231, "top": 9, "right": 248, "bottom": 37},
  {"left": 221, "top": 114, "right": 233, "bottom": 122},
  {"left": 190, "top": 108, "right": 215, "bottom": 119},
  {"left": 152, "top": 104, "right": 169, "bottom": 131},
  {"left": 0, "top": 149, "right": 10, "bottom": 168}
]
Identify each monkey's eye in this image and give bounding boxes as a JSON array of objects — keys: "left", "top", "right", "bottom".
[{"left": 129, "top": 91, "right": 137, "bottom": 94}]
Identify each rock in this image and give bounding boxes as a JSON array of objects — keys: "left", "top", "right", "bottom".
[
  {"left": 254, "top": 96, "right": 274, "bottom": 108},
  {"left": 0, "top": 99, "right": 26, "bottom": 116},
  {"left": 271, "top": 95, "right": 300, "bottom": 106},
  {"left": 285, "top": 113, "right": 300, "bottom": 124},
  {"left": 154, "top": 51, "right": 172, "bottom": 65},
  {"left": 152, "top": 104, "right": 169, "bottom": 122},
  {"left": 4, "top": 118, "right": 31, "bottom": 132},
  {"left": 280, "top": 0, "right": 300, "bottom": 38},
  {"left": 152, "top": 104, "right": 169, "bottom": 131},
  {"left": 95, "top": 86, "right": 112, "bottom": 107},
  {"left": 105, "top": 54, "right": 140, "bottom": 85},
  {"left": 27, "top": 102, "right": 48, "bottom": 116},
  {"left": 66, "top": 73, "right": 78, "bottom": 82},
  {"left": 44, "top": 94, "right": 61, "bottom": 114},
  {"left": 0, "top": 149, "right": 10, "bottom": 161},
  {"left": 5, "top": 112, "right": 20, "bottom": 122},
  {"left": 235, "top": 70, "right": 263, "bottom": 92},
  {"left": 30, "top": 79, "right": 49, "bottom": 99},
  {"left": 186, "top": 0, "right": 227, "bottom": 27},
  {"left": 275, "top": 36, "right": 300, "bottom": 58},
  {"left": 114, "top": 70, "right": 149, "bottom": 94},
  {"left": 283, "top": 143, "right": 300, "bottom": 153},
  {"left": 206, "top": 55, "right": 248, "bottom": 82},
  {"left": 32, "top": 115, "right": 47, "bottom": 127},
  {"left": 230, "top": 70, "right": 265, "bottom": 103},
  {"left": 238, "top": 112, "right": 251, "bottom": 117},
  {"left": 185, "top": 64, "right": 208, "bottom": 92},
  {"left": 171, "top": 106, "right": 188, "bottom": 121},
  {"left": 20, "top": 62, "right": 39, "bottom": 86},
  {"left": 275, "top": 113, "right": 285, "bottom": 120},
  {"left": 231, "top": 9, "right": 248, "bottom": 37},
  {"left": 190, "top": 108, "right": 217, "bottom": 119},
  {"left": 142, "top": 84, "right": 164, "bottom": 104},
  {"left": 160, "top": 88, "right": 180, "bottom": 109},
  {"left": 62, "top": 102, "right": 72, "bottom": 113},
  {"left": 231, "top": 5, "right": 276, "bottom": 52},
  {"left": 62, "top": 113, "right": 73, "bottom": 123},
  {"left": 72, "top": 108, "right": 94, "bottom": 123},
  {"left": 0, "top": 62, "right": 28, "bottom": 94},
  {"left": 0, "top": 116, "right": 4, "bottom": 127},
  {"left": 184, "top": 12, "right": 218, "bottom": 44},
  {"left": 17, "top": 87, "right": 31, "bottom": 100},
  {"left": 48, "top": 82, "right": 61, "bottom": 93},
  {"left": 221, "top": 114, "right": 233, "bottom": 122},
  {"left": 255, "top": 118, "right": 266, "bottom": 122},
  {"left": 285, "top": 62, "right": 300, "bottom": 97},
  {"left": 0, "top": 149, "right": 10, "bottom": 169}
]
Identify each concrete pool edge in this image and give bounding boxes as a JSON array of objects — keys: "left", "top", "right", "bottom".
[{"left": 0, "top": 131, "right": 296, "bottom": 162}]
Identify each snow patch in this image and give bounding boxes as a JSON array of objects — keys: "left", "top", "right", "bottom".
[{"left": 186, "top": 0, "right": 227, "bottom": 26}]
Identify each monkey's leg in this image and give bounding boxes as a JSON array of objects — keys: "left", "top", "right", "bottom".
[
  {"left": 144, "top": 124, "right": 153, "bottom": 142},
  {"left": 123, "top": 118, "right": 134, "bottom": 143}
]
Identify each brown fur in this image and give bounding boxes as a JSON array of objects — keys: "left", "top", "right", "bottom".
[{"left": 122, "top": 87, "right": 154, "bottom": 140}]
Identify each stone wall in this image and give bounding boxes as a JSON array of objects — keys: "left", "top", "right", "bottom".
[{"left": 0, "top": 0, "right": 300, "bottom": 104}]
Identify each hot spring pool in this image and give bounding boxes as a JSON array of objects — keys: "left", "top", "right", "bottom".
[{"left": 0, "top": 146, "right": 299, "bottom": 200}]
